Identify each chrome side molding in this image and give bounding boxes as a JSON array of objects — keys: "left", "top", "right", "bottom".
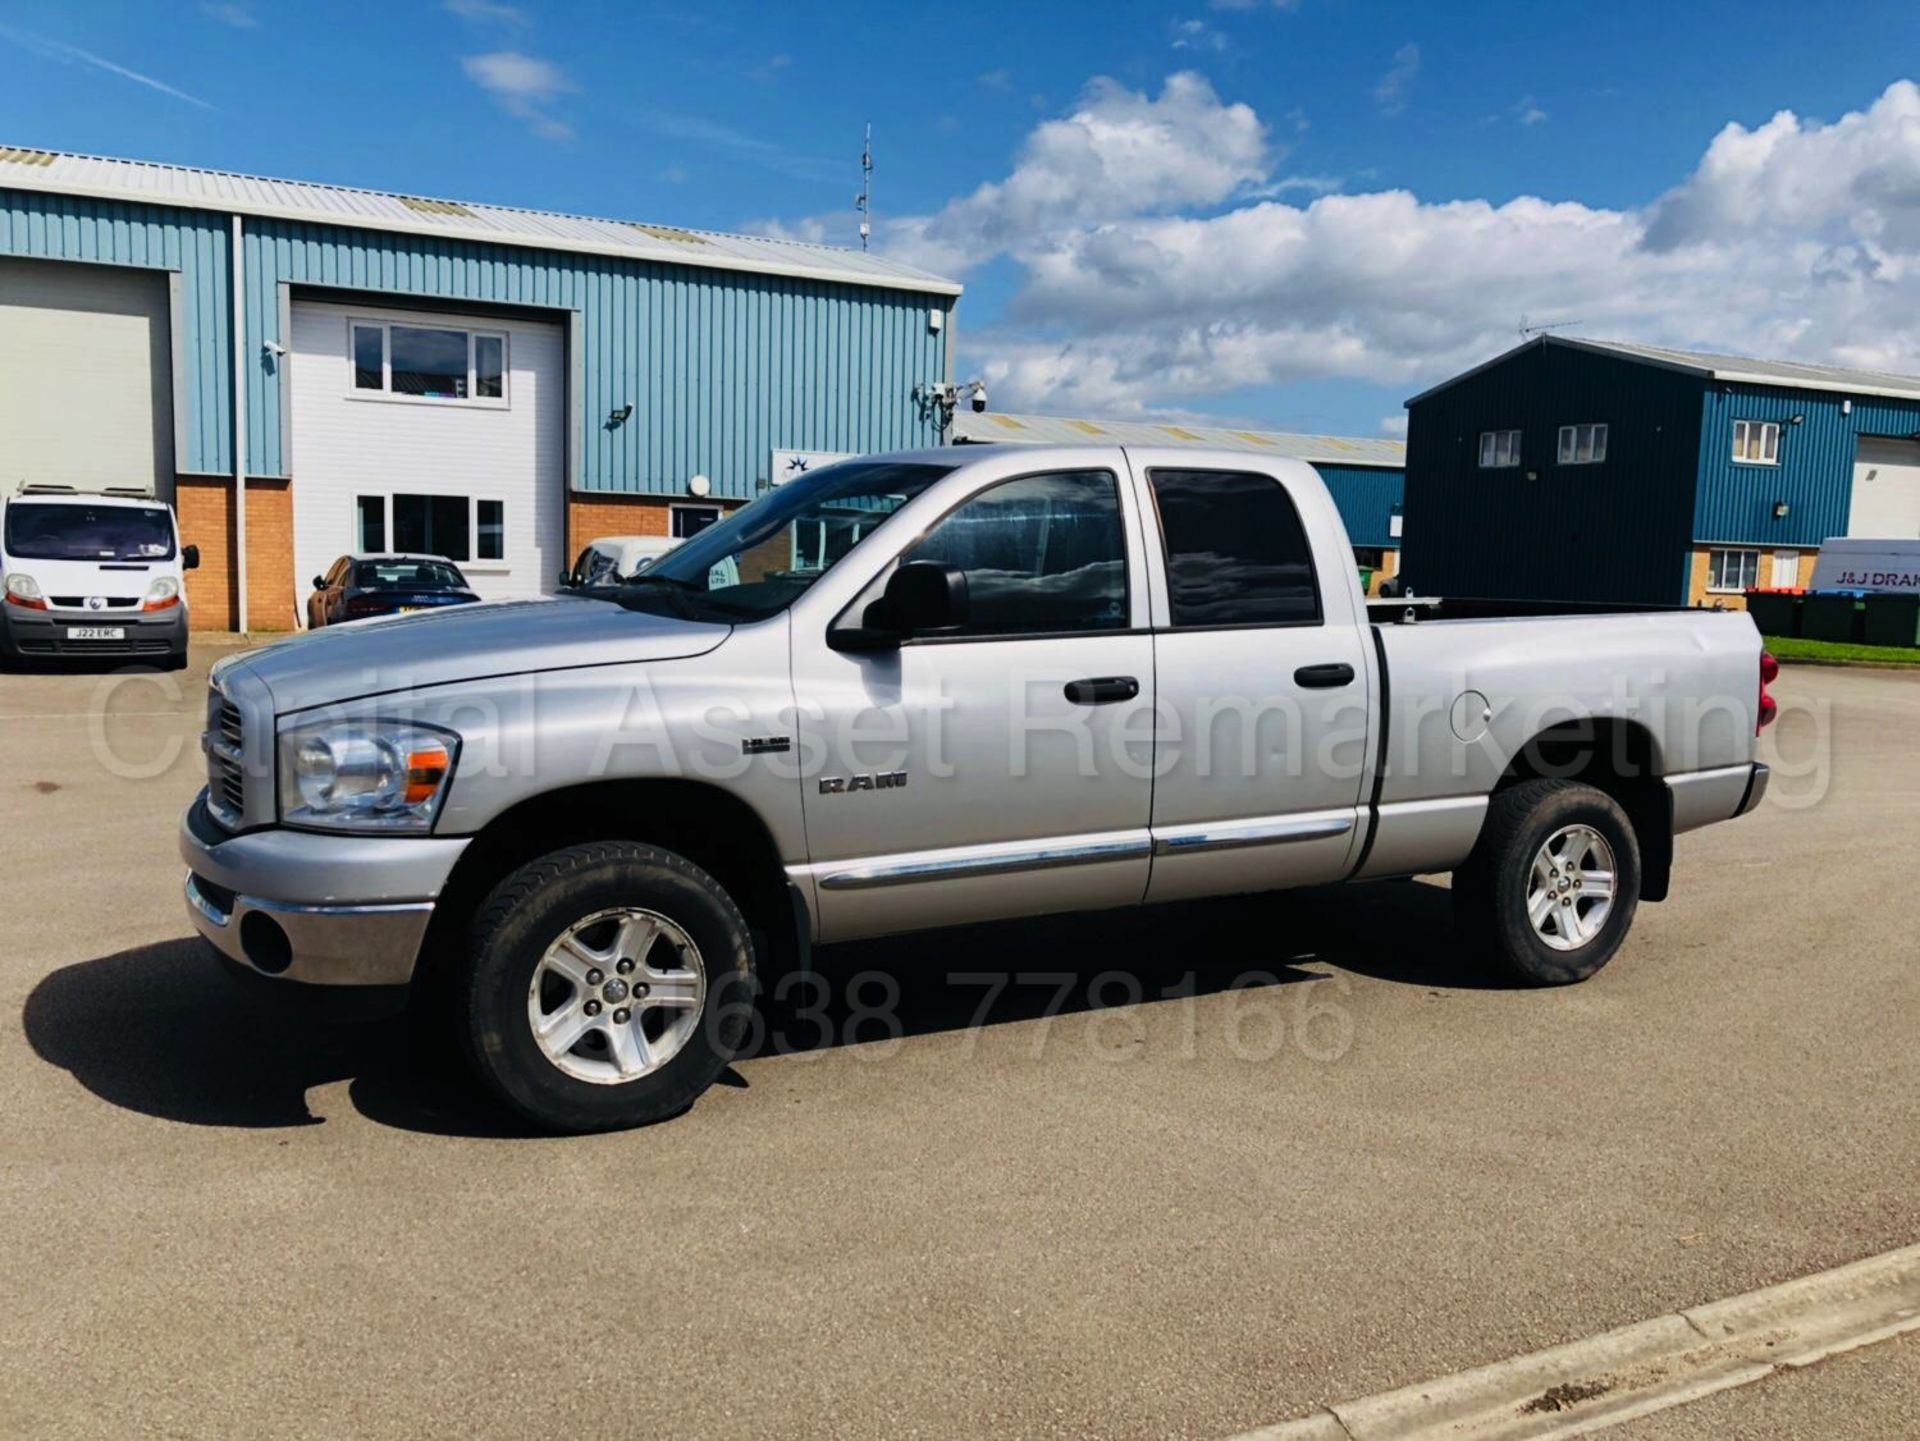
[
  {"left": 1152, "top": 811, "right": 1354, "bottom": 857},
  {"left": 816, "top": 835, "right": 1153, "bottom": 891}
]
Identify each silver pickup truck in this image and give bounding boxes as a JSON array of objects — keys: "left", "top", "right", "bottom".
[{"left": 182, "top": 446, "right": 1775, "bottom": 1131}]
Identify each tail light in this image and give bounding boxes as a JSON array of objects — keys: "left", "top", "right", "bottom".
[
  {"left": 1757, "top": 650, "right": 1779, "bottom": 733},
  {"left": 345, "top": 596, "right": 382, "bottom": 617}
]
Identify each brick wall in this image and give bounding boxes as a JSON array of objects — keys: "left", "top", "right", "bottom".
[
  {"left": 175, "top": 475, "right": 298, "bottom": 632},
  {"left": 566, "top": 493, "right": 743, "bottom": 565},
  {"left": 1685, "top": 545, "right": 1819, "bottom": 609}
]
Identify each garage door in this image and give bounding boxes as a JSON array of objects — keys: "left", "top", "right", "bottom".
[
  {"left": 0, "top": 256, "right": 173, "bottom": 495},
  {"left": 289, "top": 300, "right": 565, "bottom": 608},
  {"left": 1850, "top": 437, "right": 1920, "bottom": 539}
]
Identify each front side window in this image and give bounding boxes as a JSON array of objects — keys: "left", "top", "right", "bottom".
[
  {"left": 3, "top": 502, "right": 174, "bottom": 562},
  {"left": 1733, "top": 420, "right": 1779, "bottom": 464},
  {"left": 1479, "top": 430, "right": 1521, "bottom": 468},
  {"left": 1149, "top": 469, "right": 1321, "bottom": 627},
  {"left": 635, "top": 460, "right": 956, "bottom": 622},
  {"left": 1708, "top": 547, "right": 1762, "bottom": 592},
  {"left": 1558, "top": 423, "right": 1608, "bottom": 465},
  {"left": 902, "top": 470, "right": 1129, "bottom": 637},
  {"left": 348, "top": 320, "right": 507, "bottom": 404}
]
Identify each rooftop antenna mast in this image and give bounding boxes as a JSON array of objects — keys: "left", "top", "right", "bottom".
[
  {"left": 856, "top": 123, "right": 872, "bottom": 251},
  {"left": 1519, "top": 315, "right": 1584, "bottom": 338}
]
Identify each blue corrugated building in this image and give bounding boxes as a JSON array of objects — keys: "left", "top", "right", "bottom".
[
  {"left": 0, "top": 145, "right": 958, "bottom": 628},
  {"left": 1401, "top": 336, "right": 1920, "bottom": 607}
]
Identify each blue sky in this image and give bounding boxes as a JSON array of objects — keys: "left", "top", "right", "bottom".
[{"left": 4, "top": 0, "right": 1920, "bottom": 438}]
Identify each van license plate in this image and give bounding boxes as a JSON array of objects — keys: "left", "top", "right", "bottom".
[{"left": 68, "top": 627, "right": 125, "bottom": 641}]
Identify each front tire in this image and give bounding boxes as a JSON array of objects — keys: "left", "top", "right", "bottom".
[
  {"left": 1452, "top": 779, "right": 1641, "bottom": 985},
  {"left": 461, "top": 841, "right": 757, "bottom": 1132}
]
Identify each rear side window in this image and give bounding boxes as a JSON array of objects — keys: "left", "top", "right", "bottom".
[
  {"left": 1148, "top": 469, "right": 1321, "bottom": 627},
  {"left": 904, "top": 470, "right": 1129, "bottom": 637}
]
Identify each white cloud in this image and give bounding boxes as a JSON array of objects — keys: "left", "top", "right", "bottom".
[
  {"left": 444, "top": 0, "right": 528, "bottom": 24},
  {"left": 876, "top": 71, "right": 1270, "bottom": 276},
  {"left": 199, "top": 2, "right": 257, "bottom": 29},
  {"left": 1171, "top": 18, "right": 1230, "bottom": 53},
  {"left": 1517, "top": 95, "right": 1547, "bottom": 126},
  {"left": 1380, "top": 414, "right": 1409, "bottom": 438},
  {"left": 460, "top": 50, "right": 575, "bottom": 140},
  {"left": 904, "top": 77, "right": 1920, "bottom": 415},
  {"left": 1372, "top": 43, "right": 1419, "bottom": 116},
  {"left": 0, "top": 25, "right": 212, "bottom": 108}
]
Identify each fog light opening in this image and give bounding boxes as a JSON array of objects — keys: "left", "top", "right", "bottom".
[{"left": 240, "top": 911, "right": 294, "bottom": 974}]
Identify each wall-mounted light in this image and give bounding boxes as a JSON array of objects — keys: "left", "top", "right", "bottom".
[
  {"left": 607, "top": 403, "right": 634, "bottom": 426},
  {"left": 1773, "top": 500, "right": 1791, "bottom": 520},
  {"left": 688, "top": 473, "right": 712, "bottom": 497},
  {"left": 1788, "top": 414, "right": 1804, "bottom": 426}
]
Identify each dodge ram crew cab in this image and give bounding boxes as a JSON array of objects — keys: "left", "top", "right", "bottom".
[{"left": 182, "top": 446, "right": 1775, "bottom": 1132}]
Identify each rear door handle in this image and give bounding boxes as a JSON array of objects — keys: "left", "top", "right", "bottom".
[
  {"left": 1064, "top": 676, "right": 1140, "bottom": 705},
  {"left": 1294, "top": 663, "right": 1356, "bottom": 689}
]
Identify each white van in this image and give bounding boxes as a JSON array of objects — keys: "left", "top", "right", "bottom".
[
  {"left": 0, "top": 485, "right": 199, "bottom": 670},
  {"left": 561, "top": 534, "right": 681, "bottom": 588}
]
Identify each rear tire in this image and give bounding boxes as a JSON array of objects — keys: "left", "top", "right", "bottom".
[
  {"left": 1452, "top": 779, "right": 1640, "bottom": 986},
  {"left": 461, "top": 841, "right": 757, "bottom": 1133}
]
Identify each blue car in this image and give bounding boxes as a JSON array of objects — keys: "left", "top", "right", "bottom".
[{"left": 306, "top": 553, "right": 481, "bottom": 629}]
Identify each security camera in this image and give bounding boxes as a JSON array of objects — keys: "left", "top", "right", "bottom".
[
  {"left": 261, "top": 340, "right": 288, "bottom": 358},
  {"left": 969, "top": 383, "right": 987, "bottom": 414}
]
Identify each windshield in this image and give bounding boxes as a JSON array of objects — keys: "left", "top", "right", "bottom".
[
  {"left": 354, "top": 559, "right": 468, "bottom": 591},
  {"left": 4, "top": 501, "right": 176, "bottom": 563},
  {"left": 631, "top": 460, "right": 956, "bottom": 621}
]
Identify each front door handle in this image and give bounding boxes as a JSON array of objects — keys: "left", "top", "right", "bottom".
[
  {"left": 1064, "top": 676, "right": 1140, "bottom": 705},
  {"left": 1294, "top": 663, "right": 1356, "bottom": 689}
]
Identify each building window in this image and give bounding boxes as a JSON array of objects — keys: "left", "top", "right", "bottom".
[
  {"left": 1478, "top": 430, "right": 1521, "bottom": 468},
  {"left": 356, "top": 494, "right": 386, "bottom": 552},
  {"left": 1149, "top": 468, "right": 1321, "bottom": 627},
  {"left": 352, "top": 325, "right": 384, "bottom": 392},
  {"left": 477, "top": 499, "right": 505, "bottom": 561},
  {"left": 1557, "top": 423, "right": 1608, "bottom": 465},
  {"left": 671, "top": 504, "right": 722, "bottom": 540},
  {"left": 348, "top": 319, "right": 508, "bottom": 405},
  {"left": 1733, "top": 420, "right": 1780, "bottom": 465},
  {"left": 1707, "top": 547, "right": 1763, "bottom": 593}
]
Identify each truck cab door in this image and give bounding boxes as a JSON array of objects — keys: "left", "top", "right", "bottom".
[
  {"left": 790, "top": 460, "right": 1157, "bottom": 944},
  {"left": 1123, "top": 452, "right": 1374, "bottom": 904}
]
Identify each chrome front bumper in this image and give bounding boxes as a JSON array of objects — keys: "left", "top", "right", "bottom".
[{"left": 179, "top": 790, "right": 468, "bottom": 988}]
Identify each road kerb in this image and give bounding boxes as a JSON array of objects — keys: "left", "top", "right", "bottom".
[{"left": 1232, "top": 1243, "right": 1920, "bottom": 1441}]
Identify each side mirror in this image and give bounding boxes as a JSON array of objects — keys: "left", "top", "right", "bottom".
[
  {"left": 181, "top": 544, "right": 200, "bottom": 571},
  {"left": 831, "top": 561, "right": 970, "bottom": 652},
  {"left": 312, "top": 575, "right": 327, "bottom": 591}
]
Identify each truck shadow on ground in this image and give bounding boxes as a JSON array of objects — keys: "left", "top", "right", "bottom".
[{"left": 24, "top": 879, "right": 1483, "bottom": 1138}]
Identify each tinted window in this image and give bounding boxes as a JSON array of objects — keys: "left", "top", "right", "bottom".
[
  {"left": 356, "top": 494, "right": 386, "bottom": 552},
  {"left": 672, "top": 505, "right": 721, "bottom": 539},
  {"left": 476, "top": 499, "right": 504, "bottom": 560},
  {"left": 352, "top": 325, "right": 384, "bottom": 391},
  {"left": 3, "top": 502, "right": 175, "bottom": 562},
  {"left": 392, "top": 493, "right": 471, "bottom": 561},
  {"left": 474, "top": 334, "right": 505, "bottom": 400},
  {"left": 354, "top": 559, "right": 468, "bottom": 590},
  {"left": 1149, "top": 469, "right": 1320, "bottom": 626},
  {"left": 389, "top": 326, "right": 468, "bottom": 399},
  {"left": 904, "top": 470, "right": 1128, "bottom": 637}
]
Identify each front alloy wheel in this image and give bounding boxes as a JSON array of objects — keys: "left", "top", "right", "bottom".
[{"left": 528, "top": 907, "right": 707, "bottom": 1084}]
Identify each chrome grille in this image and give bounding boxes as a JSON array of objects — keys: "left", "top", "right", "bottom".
[{"left": 205, "top": 686, "right": 247, "bottom": 830}]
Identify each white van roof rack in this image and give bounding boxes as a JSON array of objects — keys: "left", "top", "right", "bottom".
[{"left": 10, "top": 482, "right": 158, "bottom": 499}]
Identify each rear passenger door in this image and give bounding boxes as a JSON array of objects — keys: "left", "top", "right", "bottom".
[{"left": 1132, "top": 457, "right": 1372, "bottom": 904}]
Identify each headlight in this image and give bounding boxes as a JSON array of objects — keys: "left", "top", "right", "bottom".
[
  {"left": 4, "top": 573, "right": 47, "bottom": 610},
  {"left": 276, "top": 719, "right": 458, "bottom": 832},
  {"left": 142, "top": 576, "right": 181, "bottom": 611}
]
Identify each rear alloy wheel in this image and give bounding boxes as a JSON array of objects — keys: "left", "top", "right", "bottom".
[
  {"left": 1452, "top": 779, "right": 1641, "bottom": 985},
  {"left": 463, "top": 841, "right": 756, "bottom": 1132}
]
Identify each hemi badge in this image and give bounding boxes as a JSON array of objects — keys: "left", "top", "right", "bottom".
[{"left": 742, "top": 736, "right": 792, "bottom": 755}]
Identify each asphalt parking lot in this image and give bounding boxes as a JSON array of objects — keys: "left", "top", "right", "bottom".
[{"left": 1, "top": 642, "right": 1915, "bottom": 1439}]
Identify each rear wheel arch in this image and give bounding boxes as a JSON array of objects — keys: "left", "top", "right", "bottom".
[{"left": 1495, "top": 717, "right": 1672, "bottom": 903}]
